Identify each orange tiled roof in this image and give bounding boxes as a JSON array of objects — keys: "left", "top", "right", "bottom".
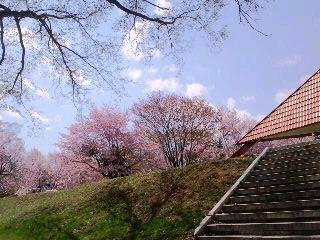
[{"left": 239, "top": 69, "right": 320, "bottom": 144}]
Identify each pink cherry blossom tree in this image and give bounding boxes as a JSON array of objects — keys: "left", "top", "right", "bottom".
[
  {"left": 0, "top": 121, "right": 25, "bottom": 196},
  {"left": 57, "top": 106, "right": 146, "bottom": 179},
  {"left": 49, "top": 151, "right": 103, "bottom": 189},
  {"left": 214, "top": 107, "right": 256, "bottom": 158},
  {"left": 21, "top": 149, "right": 57, "bottom": 193},
  {"left": 217, "top": 108, "right": 312, "bottom": 157},
  {"left": 132, "top": 92, "right": 219, "bottom": 168}
]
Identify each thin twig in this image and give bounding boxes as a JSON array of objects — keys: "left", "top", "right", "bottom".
[{"left": 235, "top": 0, "right": 268, "bottom": 36}]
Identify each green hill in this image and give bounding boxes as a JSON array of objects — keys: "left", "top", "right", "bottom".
[{"left": 0, "top": 157, "right": 252, "bottom": 240}]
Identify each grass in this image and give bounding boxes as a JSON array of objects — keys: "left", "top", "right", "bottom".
[{"left": 0, "top": 157, "right": 253, "bottom": 240}]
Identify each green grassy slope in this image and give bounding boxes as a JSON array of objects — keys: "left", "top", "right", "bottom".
[{"left": 0, "top": 157, "right": 252, "bottom": 240}]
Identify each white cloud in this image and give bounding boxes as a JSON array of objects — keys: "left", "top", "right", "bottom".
[
  {"left": 151, "top": 49, "right": 162, "bottom": 59},
  {"left": 186, "top": 83, "right": 207, "bottom": 97},
  {"left": 274, "top": 89, "right": 294, "bottom": 104},
  {"left": 145, "top": 77, "right": 180, "bottom": 92},
  {"left": 227, "top": 97, "right": 236, "bottom": 109},
  {"left": 126, "top": 68, "right": 143, "bottom": 82},
  {"left": 168, "top": 64, "right": 178, "bottom": 72},
  {"left": 98, "top": 89, "right": 105, "bottom": 94},
  {"left": 154, "top": 0, "right": 171, "bottom": 16},
  {"left": 31, "top": 112, "right": 50, "bottom": 124},
  {"left": 53, "top": 115, "right": 62, "bottom": 123},
  {"left": 233, "top": 109, "right": 265, "bottom": 122},
  {"left": 147, "top": 67, "right": 158, "bottom": 74},
  {"left": 4, "top": 110, "right": 22, "bottom": 119},
  {"left": 226, "top": 97, "right": 254, "bottom": 119},
  {"left": 23, "top": 79, "right": 49, "bottom": 98},
  {"left": 35, "top": 88, "right": 50, "bottom": 99},
  {"left": 122, "top": 21, "right": 162, "bottom": 61},
  {"left": 6, "top": 27, "right": 39, "bottom": 49},
  {"left": 277, "top": 54, "right": 301, "bottom": 67},
  {"left": 236, "top": 109, "right": 252, "bottom": 119},
  {"left": 122, "top": 22, "right": 147, "bottom": 61},
  {"left": 23, "top": 79, "right": 34, "bottom": 90},
  {"left": 76, "top": 73, "right": 91, "bottom": 87},
  {"left": 241, "top": 95, "right": 256, "bottom": 102}
]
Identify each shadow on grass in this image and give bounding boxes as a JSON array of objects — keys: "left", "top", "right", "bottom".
[
  {"left": 1, "top": 170, "right": 206, "bottom": 240},
  {"left": 88, "top": 184, "right": 141, "bottom": 239},
  {"left": 88, "top": 171, "right": 201, "bottom": 240}
]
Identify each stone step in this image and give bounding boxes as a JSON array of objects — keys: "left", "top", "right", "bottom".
[
  {"left": 266, "top": 149, "right": 320, "bottom": 162},
  {"left": 264, "top": 147, "right": 320, "bottom": 158},
  {"left": 254, "top": 161, "right": 320, "bottom": 174},
  {"left": 229, "top": 190, "right": 320, "bottom": 204},
  {"left": 257, "top": 156, "right": 320, "bottom": 169},
  {"left": 260, "top": 153, "right": 320, "bottom": 163},
  {"left": 206, "top": 221, "right": 320, "bottom": 235},
  {"left": 241, "top": 174, "right": 320, "bottom": 188},
  {"left": 236, "top": 181, "right": 320, "bottom": 195},
  {"left": 255, "top": 162, "right": 319, "bottom": 174},
  {"left": 268, "top": 141, "right": 320, "bottom": 155},
  {"left": 197, "top": 235, "right": 320, "bottom": 240},
  {"left": 266, "top": 143, "right": 320, "bottom": 157},
  {"left": 214, "top": 210, "right": 320, "bottom": 223},
  {"left": 195, "top": 141, "right": 320, "bottom": 239},
  {"left": 222, "top": 199, "right": 320, "bottom": 213},
  {"left": 248, "top": 167, "right": 320, "bottom": 181}
]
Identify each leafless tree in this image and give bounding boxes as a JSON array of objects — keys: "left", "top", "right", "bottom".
[{"left": 0, "top": 0, "right": 267, "bottom": 113}]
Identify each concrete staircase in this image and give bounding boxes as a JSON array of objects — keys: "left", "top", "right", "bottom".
[{"left": 195, "top": 140, "right": 320, "bottom": 239}]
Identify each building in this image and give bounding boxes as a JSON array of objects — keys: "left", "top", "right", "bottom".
[
  {"left": 194, "top": 68, "right": 320, "bottom": 238},
  {"left": 234, "top": 68, "right": 320, "bottom": 156}
]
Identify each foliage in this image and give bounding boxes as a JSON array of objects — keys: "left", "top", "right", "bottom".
[
  {"left": 57, "top": 106, "right": 148, "bottom": 180},
  {"left": 20, "top": 149, "right": 57, "bottom": 193},
  {"left": 214, "top": 106, "right": 256, "bottom": 157},
  {"left": 0, "top": 121, "right": 25, "bottom": 197},
  {"left": 0, "top": 157, "right": 252, "bottom": 240},
  {"left": 53, "top": 95, "right": 258, "bottom": 185},
  {"left": 133, "top": 93, "right": 219, "bottom": 167},
  {"left": 0, "top": 121, "right": 60, "bottom": 196}
]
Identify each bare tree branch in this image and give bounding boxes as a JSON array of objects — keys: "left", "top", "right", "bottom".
[
  {"left": 0, "top": 1, "right": 267, "bottom": 105},
  {"left": 235, "top": 0, "right": 268, "bottom": 36},
  {"left": 106, "top": 0, "right": 176, "bottom": 25},
  {"left": 8, "top": 17, "right": 26, "bottom": 94},
  {"left": 0, "top": 18, "right": 5, "bottom": 65},
  {"left": 0, "top": 4, "right": 9, "bottom": 11}
]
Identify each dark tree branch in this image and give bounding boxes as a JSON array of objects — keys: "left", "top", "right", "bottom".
[
  {"left": 106, "top": 0, "right": 176, "bottom": 25},
  {"left": 0, "top": 18, "right": 5, "bottom": 65},
  {"left": 133, "top": 0, "right": 138, "bottom": 26},
  {"left": 235, "top": 0, "right": 268, "bottom": 36},
  {"left": 9, "top": 17, "right": 26, "bottom": 94},
  {"left": 0, "top": 1, "right": 267, "bottom": 100},
  {"left": 38, "top": 18, "right": 77, "bottom": 95},
  {"left": 0, "top": 5, "right": 119, "bottom": 95},
  {"left": 0, "top": 4, "right": 9, "bottom": 11}
]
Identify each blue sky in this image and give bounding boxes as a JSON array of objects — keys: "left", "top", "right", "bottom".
[{"left": 2, "top": 0, "right": 320, "bottom": 154}]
